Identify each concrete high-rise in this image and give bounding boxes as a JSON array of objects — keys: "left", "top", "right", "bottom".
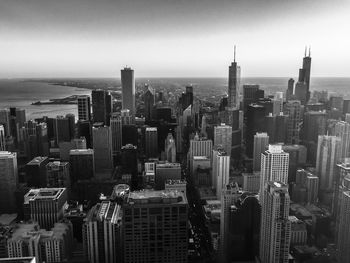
[
  {"left": 228, "top": 46, "right": 241, "bottom": 110},
  {"left": 260, "top": 182, "right": 291, "bottom": 263},
  {"left": 122, "top": 190, "right": 188, "bottom": 263},
  {"left": 145, "top": 127, "right": 158, "bottom": 158},
  {"left": 83, "top": 201, "right": 122, "bottom": 263},
  {"left": 316, "top": 135, "right": 341, "bottom": 190},
  {"left": 253, "top": 132, "right": 269, "bottom": 171},
  {"left": 260, "top": 145, "right": 289, "bottom": 202},
  {"left": 121, "top": 67, "right": 135, "bottom": 115},
  {"left": 0, "top": 151, "right": 18, "bottom": 213},
  {"left": 77, "top": 95, "right": 91, "bottom": 121},
  {"left": 214, "top": 123, "right": 232, "bottom": 157},
  {"left": 24, "top": 188, "right": 67, "bottom": 230}
]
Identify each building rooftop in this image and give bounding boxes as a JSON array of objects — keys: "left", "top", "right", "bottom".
[
  {"left": 69, "top": 149, "right": 94, "bottom": 155},
  {"left": 165, "top": 179, "right": 186, "bottom": 185},
  {"left": 156, "top": 162, "right": 181, "bottom": 168},
  {"left": 127, "top": 190, "right": 187, "bottom": 205},
  {"left": 0, "top": 257, "right": 36, "bottom": 263},
  {"left": 24, "top": 188, "right": 66, "bottom": 204},
  {"left": 146, "top": 127, "right": 157, "bottom": 132},
  {"left": 193, "top": 156, "right": 210, "bottom": 161},
  {"left": 26, "top": 156, "right": 48, "bottom": 165}
]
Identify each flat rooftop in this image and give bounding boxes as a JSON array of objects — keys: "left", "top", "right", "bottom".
[
  {"left": 127, "top": 190, "right": 187, "bottom": 205},
  {"left": 70, "top": 149, "right": 94, "bottom": 155},
  {"left": 26, "top": 157, "right": 48, "bottom": 165}
]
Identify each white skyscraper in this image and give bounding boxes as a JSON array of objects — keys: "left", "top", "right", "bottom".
[
  {"left": 253, "top": 132, "right": 269, "bottom": 171},
  {"left": 212, "top": 149, "right": 230, "bottom": 199},
  {"left": 0, "top": 151, "right": 18, "bottom": 213},
  {"left": 316, "top": 135, "right": 341, "bottom": 190},
  {"left": 214, "top": 123, "right": 232, "bottom": 157},
  {"left": 260, "top": 145, "right": 289, "bottom": 202},
  {"left": 260, "top": 182, "right": 291, "bottom": 263}
]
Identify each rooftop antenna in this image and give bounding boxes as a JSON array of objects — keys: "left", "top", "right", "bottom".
[
  {"left": 309, "top": 46, "right": 311, "bottom": 57},
  {"left": 304, "top": 46, "right": 307, "bottom": 57},
  {"left": 234, "top": 45, "right": 236, "bottom": 62}
]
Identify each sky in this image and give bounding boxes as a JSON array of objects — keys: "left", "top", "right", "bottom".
[{"left": 0, "top": 0, "right": 349, "bottom": 78}]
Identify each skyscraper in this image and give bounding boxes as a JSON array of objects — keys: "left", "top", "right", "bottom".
[
  {"left": 24, "top": 188, "right": 68, "bottom": 230},
  {"left": 92, "top": 89, "right": 112, "bottom": 125},
  {"left": 92, "top": 125, "right": 113, "bottom": 173},
  {"left": 253, "top": 132, "right": 269, "bottom": 171},
  {"left": 259, "top": 182, "right": 291, "bottom": 263},
  {"left": 46, "top": 161, "right": 70, "bottom": 189},
  {"left": 0, "top": 109, "right": 10, "bottom": 136},
  {"left": 294, "top": 47, "right": 312, "bottom": 105},
  {"left": 144, "top": 84, "right": 155, "bottom": 123},
  {"left": 242, "top": 84, "right": 263, "bottom": 114},
  {"left": 25, "top": 156, "right": 49, "bottom": 187},
  {"left": 220, "top": 184, "right": 241, "bottom": 262},
  {"left": 228, "top": 46, "right": 241, "bottom": 109},
  {"left": 165, "top": 133, "right": 176, "bottom": 162},
  {"left": 214, "top": 123, "right": 232, "bottom": 157},
  {"left": 337, "top": 176, "right": 350, "bottom": 262},
  {"left": 121, "top": 67, "right": 136, "bottom": 115},
  {"left": 334, "top": 121, "right": 350, "bottom": 161},
  {"left": 83, "top": 201, "right": 122, "bottom": 263},
  {"left": 213, "top": 149, "right": 230, "bottom": 199},
  {"left": 145, "top": 127, "right": 158, "bottom": 158},
  {"left": 0, "top": 151, "right": 18, "bottom": 213},
  {"left": 69, "top": 149, "right": 95, "bottom": 185},
  {"left": 260, "top": 145, "right": 289, "bottom": 202},
  {"left": 122, "top": 190, "right": 188, "bottom": 263},
  {"left": 77, "top": 95, "right": 91, "bottom": 121},
  {"left": 284, "top": 100, "right": 303, "bottom": 144},
  {"left": 316, "top": 135, "right": 341, "bottom": 190},
  {"left": 0, "top": 124, "right": 5, "bottom": 151},
  {"left": 110, "top": 113, "right": 122, "bottom": 156}
]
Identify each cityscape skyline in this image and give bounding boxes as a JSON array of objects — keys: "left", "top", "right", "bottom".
[{"left": 0, "top": 0, "right": 350, "bottom": 78}]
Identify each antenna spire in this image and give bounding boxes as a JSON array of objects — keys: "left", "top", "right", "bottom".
[
  {"left": 304, "top": 46, "right": 307, "bottom": 57},
  {"left": 234, "top": 45, "right": 236, "bottom": 62},
  {"left": 308, "top": 46, "right": 311, "bottom": 57}
]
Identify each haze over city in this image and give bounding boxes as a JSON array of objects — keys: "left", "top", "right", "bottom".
[{"left": 1, "top": 0, "right": 350, "bottom": 78}]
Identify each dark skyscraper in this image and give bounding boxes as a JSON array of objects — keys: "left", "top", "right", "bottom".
[
  {"left": 92, "top": 89, "right": 112, "bottom": 125},
  {"left": 228, "top": 46, "right": 241, "bottom": 110},
  {"left": 25, "top": 156, "right": 49, "bottom": 187},
  {"left": 121, "top": 67, "right": 136, "bottom": 115},
  {"left": 144, "top": 84, "right": 155, "bottom": 123},
  {"left": 294, "top": 47, "right": 312, "bottom": 105},
  {"left": 77, "top": 95, "right": 91, "bottom": 121},
  {"left": 246, "top": 104, "right": 266, "bottom": 157}
]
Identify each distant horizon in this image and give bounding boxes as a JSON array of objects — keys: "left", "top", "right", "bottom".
[{"left": 1, "top": 76, "right": 350, "bottom": 80}]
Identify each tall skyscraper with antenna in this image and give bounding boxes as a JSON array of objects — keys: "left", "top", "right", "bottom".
[
  {"left": 294, "top": 47, "right": 312, "bottom": 105},
  {"left": 228, "top": 46, "right": 241, "bottom": 110}
]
